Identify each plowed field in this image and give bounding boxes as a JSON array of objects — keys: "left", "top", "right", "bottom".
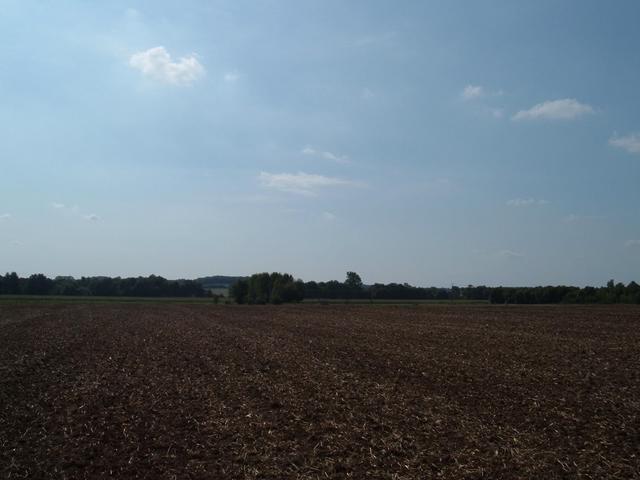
[{"left": 1, "top": 303, "right": 639, "bottom": 479}]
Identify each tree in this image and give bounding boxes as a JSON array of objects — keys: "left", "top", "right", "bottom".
[
  {"left": 2, "top": 272, "right": 21, "bottom": 294},
  {"left": 345, "top": 271, "right": 364, "bottom": 299},
  {"left": 247, "top": 273, "right": 271, "bottom": 304},
  {"left": 489, "top": 287, "right": 505, "bottom": 304},
  {"left": 25, "top": 274, "right": 53, "bottom": 295},
  {"left": 233, "top": 272, "right": 304, "bottom": 304},
  {"left": 345, "top": 271, "right": 363, "bottom": 289},
  {"left": 230, "top": 279, "right": 249, "bottom": 304}
]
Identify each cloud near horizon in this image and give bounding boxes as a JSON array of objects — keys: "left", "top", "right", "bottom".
[
  {"left": 259, "top": 172, "right": 361, "bottom": 196},
  {"left": 609, "top": 132, "right": 640, "bottom": 154},
  {"left": 507, "top": 198, "right": 549, "bottom": 207},
  {"left": 129, "top": 46, "right": 204, "bottom": 85},
  {"left": 513, "top": 99, "right": 594, "bottom": 121}
]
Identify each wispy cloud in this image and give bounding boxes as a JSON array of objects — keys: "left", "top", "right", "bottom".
[
  {"left": 302, "top": 146, "right": 350, "bottom": 164},
  {"left": 322, "top": 211, "right": 337, "bottom": 221},
  {"left": 129, "top": 46, "right": 204, "bottom": 86},
  {"left": 497, "top": 249, "right": 524, "bottom": 259},
  {"left": 0, "top": 213, "right": 11, "bottom": 220},
  {"left": 224, "top": 71, "right": 240, "bottom": 82},
  {"left": 361, "top": 88, "right": 374, "bottom": 100},
  {"left": 460, "top": 85, "right": 504, "bottom": 101},
  {"left": 460, "top": 86, "right": 505, "bottom": 120},
  {"left": 625, "top": 239, "right": 640, "bottom": 248},
  {"left": 301, "top": 147, "right": 315, "bottom": 155},
  {"left": 51, "top": 203, "right": 100, "bottom": 222},
  {"left": 461, "top": 85, "right": 484, "bottom": 100},
  {"left": 609, "top": 132, "right": 640, "bottom": 154},
  {"left": 513, "top": 99, "right": 594, "bottom": 121},
  {"left": 259, "top": 172, "right": 361, "bottom": 196},
  {"left": 507, "top": 198, "right": 549, "bottom": 207}
]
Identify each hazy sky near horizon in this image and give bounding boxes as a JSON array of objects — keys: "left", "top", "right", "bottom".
[{"left": 1, "top": 0, "right": 640, "bottom": 286}]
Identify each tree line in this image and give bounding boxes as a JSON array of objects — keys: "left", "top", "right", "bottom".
[
  {"left": 234, "top": 272, "right": 640, "bottom": 304},
  {"left": 304, "top": 274, "right": 640, "bottom": 304},
  {"left": 0, "top": 273, "right": 207, "bottom": 297},
  {"left": 2, "top": 271, "right": 639, "bottom": 304},
  {"left": 486, "top": 280, "right": 640, "bottom": 304}
]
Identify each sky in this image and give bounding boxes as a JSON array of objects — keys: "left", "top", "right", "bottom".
[{"left": 1, "top": 0, "right": 639, "bottom": 286}]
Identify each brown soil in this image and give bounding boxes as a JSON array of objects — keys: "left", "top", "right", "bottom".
[{"left": 1, "top": 303, "right": 639, "bottom": 479}]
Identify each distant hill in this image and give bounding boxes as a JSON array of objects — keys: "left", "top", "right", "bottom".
[{"left": 195, "top": 276, "right": 247, "bottom": 290}]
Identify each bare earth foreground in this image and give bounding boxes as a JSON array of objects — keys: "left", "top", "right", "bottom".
[{"left": 1, "top": 303, "right": 639, "bottom": 479}]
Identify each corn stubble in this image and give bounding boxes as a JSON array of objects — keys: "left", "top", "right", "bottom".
[{"left": 1, "top": 303, "right": 639, "bottom": 479}]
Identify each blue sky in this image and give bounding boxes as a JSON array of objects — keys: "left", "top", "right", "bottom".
[{"left": 1, "top": 0, "right": 639, "bottom": 286}]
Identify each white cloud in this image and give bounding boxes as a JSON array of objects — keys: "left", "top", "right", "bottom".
[
  {"left": 625, "top": 240, "right": 640, "bottom": 248},
  {"left": 0, "top": 213, "right": 11, "bottom": 220},
  {"left": 460, "top": 86, "right": 504, "bottom": 119},
  {"left": 322, "top": 212, "right": 337, "bottom": 221},
  {"left": 361, "top": 88, "right": 374, "bottom": 100},
  {"left": 302, "top": 147, "right": 316, "bottom": 155},
  {"left": 259, "top": 172, "right": 361, "bottom": 196},
  {"left": 507, "top": 198, "right": 549, "bottom": 207},
  {"left": 52, "top": 203, "right": 100, "bottom": 222},
  {"left": 497, "top": 250, "right": 524, "bottom": 259},
  {"left": 302, "top": 146, "right": 349, "bottom": 164},
  {"left": 461, "top": 85, "right": 484, "bottom": 100},
  {"left": 513, "top": 98, "right": 594, "bottom": 121},
  {"left": 224, "top": 71, "right": 240, "bottom": 82},
  {"left": 129, "top": 46, "right": 204, "bottom": 86},
  {"left": 322, "top": 151, "right": 347, "bottom": 163},
  {"left": 609, "top": 132, "right": 640, "bottom": 154}
]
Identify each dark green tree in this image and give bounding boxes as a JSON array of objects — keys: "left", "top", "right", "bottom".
[
  {"left": 233, "top": 272, "right": 304, "bottom": 304},
  {"left": 3, "top": 272, "right": 20, "bottom": 294},
  {"left": 230, "top": 279, "right": 249, "bottom": 304},
  {"left": 345, "top": 271, "right": 364, "bottom": 299},
  {"left": 489, "top": 287, "right": 505, "bottom": 304},
  {"left": 25, "top": 274, "right": 53, "bottom": 295}
]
